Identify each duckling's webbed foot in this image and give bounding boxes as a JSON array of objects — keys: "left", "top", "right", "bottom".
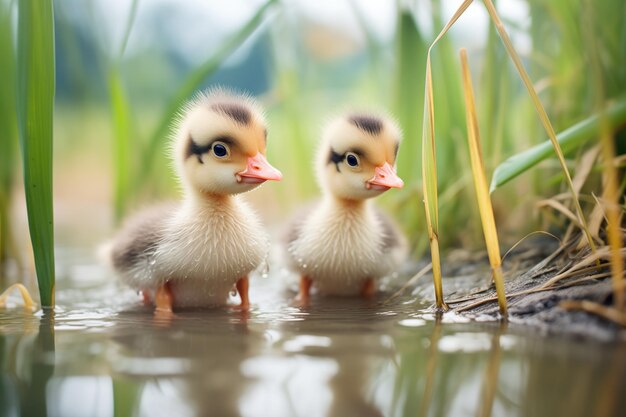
[
  {"left": 361, "top": 278, "right": 376, "bottom": 298},
  {"left": 155, "top": 282, "right": 174, "bottom": 313},
  {"left": 236, "top": 276, "right": 250, "bottom": 309}
]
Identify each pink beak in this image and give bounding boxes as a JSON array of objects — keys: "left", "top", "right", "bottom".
[
  {"left": 237, "top": 153, "right": 283, "bottom": 184},
  {"left": 367, "top": 162, "right": 404, "bottom": 190}
]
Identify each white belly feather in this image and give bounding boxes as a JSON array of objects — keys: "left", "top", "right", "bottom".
[
  {"left": 288, "top": 200, "right": 394, "bottom": 295},
  {"left": 123, "top": 197, "right": 267, "bottom": 307}
]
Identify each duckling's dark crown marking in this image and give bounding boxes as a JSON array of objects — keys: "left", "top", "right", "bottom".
[
  {"left": 348, "top": 114, "right": 383, "bottom": 135},
  {"left": 211, "top": 102, "right": 252, "bottom": 126}
]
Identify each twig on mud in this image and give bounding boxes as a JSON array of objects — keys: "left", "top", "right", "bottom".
[
  {"left": 560, "top": 300, "right": 626, "bottom": 326},
  {"left": 454, "top": 271, "right": 618, "bottom": 313},
  {"left": 541, "top": 247, "right": 624, "bottom": 289}
]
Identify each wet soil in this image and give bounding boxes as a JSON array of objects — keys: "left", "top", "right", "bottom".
[{"left": 408, "top": 239, "right": 625, "bottom": 342}]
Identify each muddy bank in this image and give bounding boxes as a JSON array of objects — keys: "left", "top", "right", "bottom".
[{"left": 404, "top": 239, "right": 625, "bottom": 342}]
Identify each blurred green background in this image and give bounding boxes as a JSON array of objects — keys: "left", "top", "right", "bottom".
[{"left": 1, "top": 0, "right": 625, "bottom": 268}]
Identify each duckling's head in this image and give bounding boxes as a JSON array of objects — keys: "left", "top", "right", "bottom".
[
  {"left": 316, "top": 112, "right": 403, "bottom": 201},
  {"left": 172, "top": 89, "right": 282, "bottom": 196}
]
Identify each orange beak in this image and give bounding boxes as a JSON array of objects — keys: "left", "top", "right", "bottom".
[
  {"left": 237, "top": 153, "right": 283, "bottom": 184},
  {"left": 367, "top": 162, "right": 404, "bottom": 190}
]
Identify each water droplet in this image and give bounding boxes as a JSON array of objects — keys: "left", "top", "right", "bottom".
[{"left": 260, "top": 255, "right": 270, "bottom": 278}]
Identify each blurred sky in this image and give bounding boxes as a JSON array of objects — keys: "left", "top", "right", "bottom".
[{"left": 89, "top": 0, "right": 531, "bottom": 67}]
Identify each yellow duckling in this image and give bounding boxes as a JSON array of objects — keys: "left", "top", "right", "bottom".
[
  {"left": 286, "top": 112, "right": 407, "bottom": 301},
  {"left": 106, "top": 89, "right": 282, "bottom": 312}
]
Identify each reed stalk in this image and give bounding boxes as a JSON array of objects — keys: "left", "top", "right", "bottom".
[
  {"left": 460, "top": 48, "right": 507, "bottom": 315},
  {"left": 421, "top": 0, "right": 473, "bottom": 310},
  {"left": 582, "top": 0, "right": 624, "bottom": 310}
]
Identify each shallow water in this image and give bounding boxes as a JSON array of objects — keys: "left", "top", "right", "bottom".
[{"left": 1, "top": 248, "right": 625, "bottom": 417}]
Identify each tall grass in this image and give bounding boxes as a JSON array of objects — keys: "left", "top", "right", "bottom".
[
  {"left": 483, "top": 0, "right": 593, "bottom": 256},
  {"left": 418, "top": 0, "right": 625, "bottom": 312},
  {"left": 16, "top": 0, "right": 56, "bottom": 307}
]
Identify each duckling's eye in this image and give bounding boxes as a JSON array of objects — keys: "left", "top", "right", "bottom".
[
  {"left": 345, "top": 152, "right": 360, "bottom": 168},
  {"left": 211, "top": 141, "right": 230, "bottom": 158}
]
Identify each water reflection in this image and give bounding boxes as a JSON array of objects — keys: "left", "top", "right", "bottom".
[
  {"left": 108, "top": 308, "right": 257, "bottom": 417},
  {"left": 0, "top": 309, "right": 55, "bottom": 417},
  {"left": 1, "top": 274, "right": 626, "bottom": 417},
  {"left": 476, "top": 322, "right": 505, "bottom": 417}
]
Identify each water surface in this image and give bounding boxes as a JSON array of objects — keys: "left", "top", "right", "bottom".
[{"left": 1, "top": 248, "right": 624, "bottom": 417}]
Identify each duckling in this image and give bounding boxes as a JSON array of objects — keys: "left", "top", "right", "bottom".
[
  {"left": 286, "top": 112, "right": 407, "bottom": 300},
  {"left": 105, "top": 89, "right": 282, "bottom": 312}
]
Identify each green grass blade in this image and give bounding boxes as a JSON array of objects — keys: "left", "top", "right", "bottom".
[
  {"left": 108, "top": 69, "right": 133, "bottom": 222},
  {"left": 140, "top": 0, "right": 278, "bottom": 180},
  {"left": 108, "top": 0, "right": 138, "bottom": 222},
  {"left": 490, "top": 97, "right": 626, "bottom": 192},
  {"left": 117, "top": 0, "right": 139, "bottom": 59},
  {"left": 394, "top": 9, "right": 427, "bottom": 183},
  {"left": 16, "top": 0, "right": 56, "bottom": 307}
]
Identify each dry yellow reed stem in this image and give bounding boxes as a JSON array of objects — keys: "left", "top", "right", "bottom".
[{"left": 459, "top": 48, "right": 507, "bottom": 315}]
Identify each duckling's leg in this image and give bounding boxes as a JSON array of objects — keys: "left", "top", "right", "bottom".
[
  {"left": 361, "top": 278, "right": 376, "bottom": 298},
  {"left": 236, "top": 277, "right": 250, "bottom": 309},
  {"left": 298, "top": 276, "right": 312, "bottom": 303},
  {"left": 140, "top": 290, "right": 151, "bottom": 306},
  {"left": 155, "top": 282, "right": 174, "bottom": 313}
]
